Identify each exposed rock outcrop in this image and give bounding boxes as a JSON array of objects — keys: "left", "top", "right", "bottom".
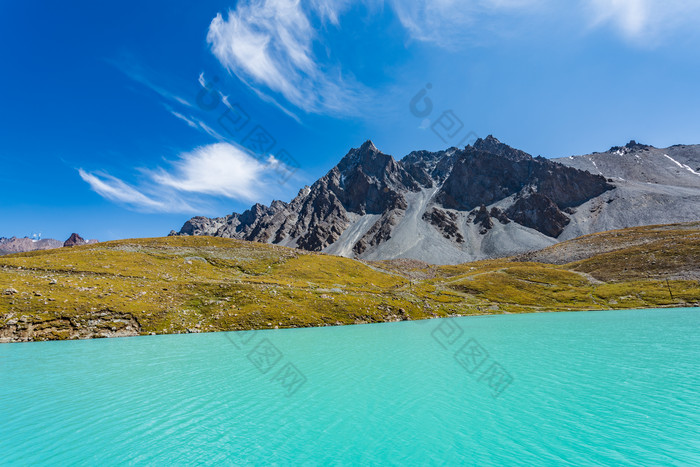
[
  {"left": 422, "top": 207, "right": 464, "bottom": 242},
  {"left": 472, "top": 204, "right": 494, "bottom": 234},
  {"left": 0, "top": 310, "right": 141, "bottom": 343},
  {"left": 353, "top": 210, "right": 403, "bottom": 254},
  {"left": 506, "top": 191, "right": 570, "bottom": 238},
  {"left": 490, "top": 207, "right": 510, "bottom": 225},
  {"left": 435, "top": 137, "right": 612, "bottom": 213}
]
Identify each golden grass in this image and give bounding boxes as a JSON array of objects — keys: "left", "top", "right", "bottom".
[{"left": 1, "top": 223, "right": 698, "bottom": 341}]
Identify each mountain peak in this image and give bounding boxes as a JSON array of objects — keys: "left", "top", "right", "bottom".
[
  {"left": 626, "top": 140, "right": 653, "bottom": 150},
  {"left": 337, "top": 140, "right": 392, "bottom": 175},
  {"left": 609, "top": 140, "right": 654, "bottom": 154},
  {"left": 359, "top": 140, "right": 378, "bottom": 152},
  {"left": 64, "top": 233, "right": 87, "bottom": 247},
  {"left": 472, "top": 135, "right": 531, "bottom": 161}
]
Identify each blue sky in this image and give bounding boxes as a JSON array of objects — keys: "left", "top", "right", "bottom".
[{"left": 2, "top": 0, "right": 699, "bottom": 241}]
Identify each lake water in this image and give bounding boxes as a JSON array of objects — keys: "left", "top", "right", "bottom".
[{"left": 1, "top": 308, "right": 698, "bottom": 465}]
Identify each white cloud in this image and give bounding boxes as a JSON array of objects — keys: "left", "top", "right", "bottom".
[
  {"left": 109, "top": 56, "right": 193, "bottom": 107},
  {"left": 206, "top": 0, "right": 372, "bottom": 116},
  {"left": 169, "top": 110, "right": 198, "bottom": 128},
  {"left": 78, "top": 169, "right": 175, "bottom": 211},
  {"left": 384, "top": 0, "right": 545, "bottom": 45},
  {"left": 370, "top": 0, "right": 700, "bottom": 46},
  {"left": 197, "top": 120, "right": 225, "bottom": 140},
  {"left": 587, "top": 0, "right": 649, "bottom": 38},
  {"left": 152, "top": 143, "right": 270, "bottom": 200},
  {"left": 80, "top": 143, "right": 295, "bottom": 213},
  {"left": 165, "top": 103, "right": 227, "bottom": 140},
  {"left": 584, "top": 0, "right": 700, "bottom": 42},
  {"left": 309, "top": 0, "right": 352, "bottom": 24}
]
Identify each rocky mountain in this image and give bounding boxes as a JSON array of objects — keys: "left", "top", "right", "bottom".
[
  {"left": 171, "top": 137, "right": 700, "bottom": 264},
  {"left": 63, "top": 233, "right": 97, "bottom": 247},
  {"left": 0, "top": 234, "right": 97, "bottom": 255},
  {"left": 553, "top": 141, "right": 700, "bottom": 240},
  {"left": 0, "top": 237, "right": 63, "bottom": 255}
]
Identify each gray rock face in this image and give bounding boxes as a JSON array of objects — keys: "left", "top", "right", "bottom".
[
  {"left": 422, "top": 207, "right": 465, "bottom": 242},
  {"left": 173, "top": 140, "right": 420, "bottom": 252},
  {"left": 436, "top": 139, "right": 612, "bottom": 213},
  {"left": 506, "top": 191, "right": 570, "bottom": 238},
  {"left": 555, "top": 140, "right": 700, "bottom": 188},
  {"left": 472, "top": 205, "right": 494, "bottom": 234},
  {"left": 553, "top": 140, "right": 700, "bottom": 241},
  {"left": 172, "top": 137, "right": 700, "bottom": 265}
]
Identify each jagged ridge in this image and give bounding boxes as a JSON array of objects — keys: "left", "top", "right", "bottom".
[{"left": 172, "top": 136, "right": 700, "bottom": 264}]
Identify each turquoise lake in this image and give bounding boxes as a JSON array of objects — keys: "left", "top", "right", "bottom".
[{"left": 1, "top": 308, "right": 699, "bottom": 465}]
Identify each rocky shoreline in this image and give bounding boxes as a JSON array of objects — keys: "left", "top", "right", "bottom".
[{"left": 0, "top": 310, "right": 141, "bottom": 343}]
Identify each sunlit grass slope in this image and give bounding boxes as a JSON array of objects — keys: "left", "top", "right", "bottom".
[{"left": 1, "top": 223, "right": 698, "bottom": 341}]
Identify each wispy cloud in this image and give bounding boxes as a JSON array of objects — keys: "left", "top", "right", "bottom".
[
  {"left": 388, "top": 0, "right": 544, "bottom": 45},
  {"left": 584, "top": 0, "right": 700, "bottom": 43},
  {"left": 111, "top": 56, "right": 229, "bottom": 137},
  {"left": 108, "top": 55, "right": 194, "bottom": 107},
  {"left": 169, "top": 110, "right": 198, "bottom": 128},
  {"left": 110, "top": 56, "right": 231, "bottom": 139},
  {"left": 586, "top": 0, "right": 651, "bottom": 39},
  {"left": 164, "top": 101, "right": 227, "bottom": 140},
  {"left": 387, "top": 0, "right": 700, "bottom": 46},
  {"left": 79, "top": 142, "right": 291, "bottom": 213},
  {"left": 78, "top": 169, "right": 180, "bottom": 212},
  {"left": 206, "top": 0, "right": 373, "bottom": 116},
  {"left": 151, "top": 143, "right": 272, "bottom": 200}
]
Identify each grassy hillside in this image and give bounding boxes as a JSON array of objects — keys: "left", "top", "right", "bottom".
[{"left": 1, "top": 224, "right": 699, "bottom": 342}]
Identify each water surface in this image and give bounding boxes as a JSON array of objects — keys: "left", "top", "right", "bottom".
[{"left": 1, "top": 308, "right": 698, "bottom": 465}]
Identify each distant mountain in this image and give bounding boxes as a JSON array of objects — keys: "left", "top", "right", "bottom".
[
  {"left": 0, "top": 234, "right": 98, "bottom": 255},
  {"left": 63, "top": 233, "right": 98, "bottom": 247},
  {"left": 171, "top": 137, "right": 700, "bottom": 264},
  {"left": 0, "top": 237, "right": 63, "bottom": 255}
]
